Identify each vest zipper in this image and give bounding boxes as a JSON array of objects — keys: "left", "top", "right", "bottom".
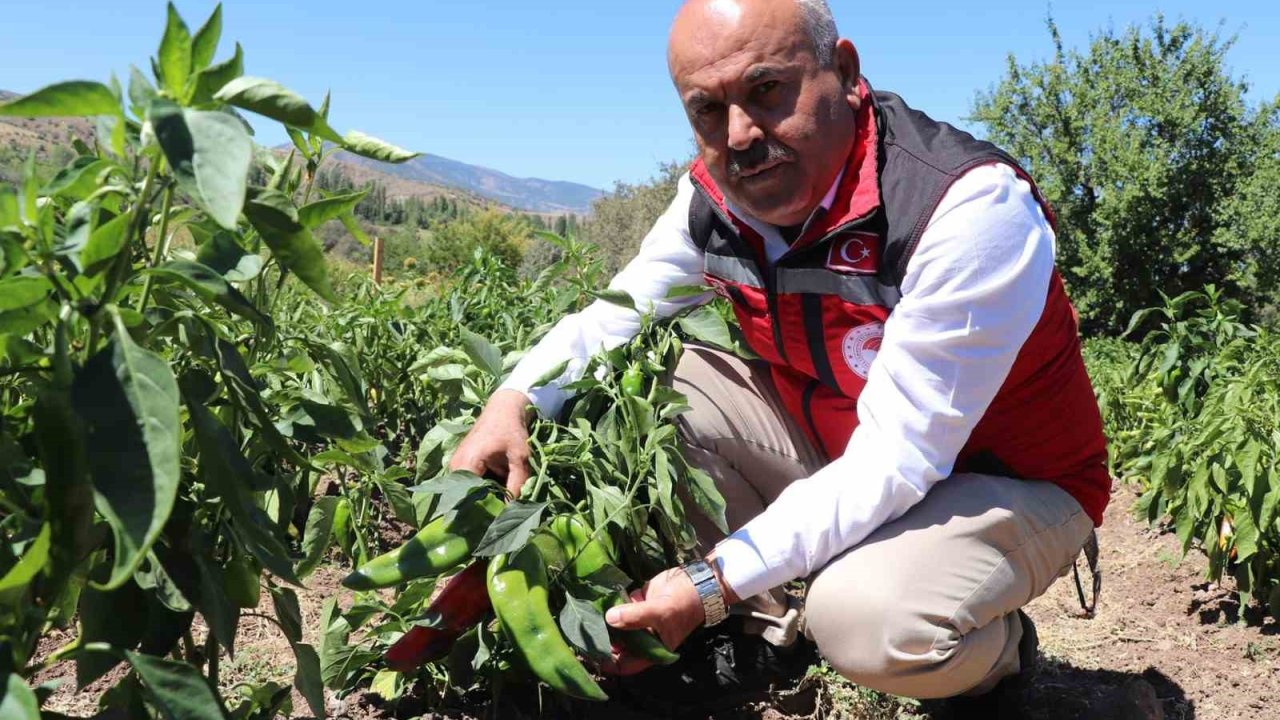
[{"left": 766, "top": 267, "right": 789, "bottom": 364}]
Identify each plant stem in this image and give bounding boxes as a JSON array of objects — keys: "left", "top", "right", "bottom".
[
  {"left": 205, "top": 634, "right": 220, "bottom": 688},
  {"left": 136, "top": 182, "right": 175, "bottom": 312},
  {"left": 90, "top": 156, "right": 161, "bottom": 354}
]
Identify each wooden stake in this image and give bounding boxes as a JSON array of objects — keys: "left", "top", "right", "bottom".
[{"left": 372, "top": 235, "right": 384, "bottom": 285}]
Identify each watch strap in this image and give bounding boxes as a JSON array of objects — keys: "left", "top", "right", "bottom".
[{"left": 682, "top": 558, "right": 728, "bottom": 627}]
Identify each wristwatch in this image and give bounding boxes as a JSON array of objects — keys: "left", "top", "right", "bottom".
[{"left": 681, "top": 558, "right": 728, "bottom": 627}]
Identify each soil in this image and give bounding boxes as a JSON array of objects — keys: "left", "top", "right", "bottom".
[{"left": 33, "top": 484, "right": 1280, "bottom": 719}]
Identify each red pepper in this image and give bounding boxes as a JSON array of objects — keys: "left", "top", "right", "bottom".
[{"left": 384, "top": 559, "right": 491, "bottom": 672}]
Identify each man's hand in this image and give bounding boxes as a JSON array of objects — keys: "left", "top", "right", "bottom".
[
  {"left": 602, "top": 552, "right": 740, "bottom": 675},
  {"left": 449, "top": 389, "right": 534, "bottom": 497}
]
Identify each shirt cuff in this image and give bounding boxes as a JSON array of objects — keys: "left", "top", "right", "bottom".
[
  {"left": 496, "top": 377, "right": 568, "bottom": 419},
  {"left": 712, "top": 528, "right": 795, "bottom": 602}
]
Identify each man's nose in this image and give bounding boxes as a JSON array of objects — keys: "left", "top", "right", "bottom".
[{"left": 726, "top": 104, "right": 764, "bottom": 152}]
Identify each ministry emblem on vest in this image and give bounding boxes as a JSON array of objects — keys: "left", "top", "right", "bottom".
[
  {"left": 842, "top": 322, "right": 884, "bottom": 379},
  {"left": 826, "top": 231, "right": 880, "bottom": 275}
]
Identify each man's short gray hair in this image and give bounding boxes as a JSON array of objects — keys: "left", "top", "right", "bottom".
[{"left": 796, "top": 0, "right": 839, "bottom": 67}]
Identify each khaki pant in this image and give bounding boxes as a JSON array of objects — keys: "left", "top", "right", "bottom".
[{"left": 672, "top": 345, "right": 1094, "bottom": 699}]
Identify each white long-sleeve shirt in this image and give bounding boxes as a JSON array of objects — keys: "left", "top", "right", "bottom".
[{"left": 500, "top": 162, "right": 1055, "bottom": 600}]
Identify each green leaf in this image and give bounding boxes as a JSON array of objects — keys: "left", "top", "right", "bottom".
[
  {"left": 368, "top": 669, "right": 402, "bottom": 701},
  {"left": 558, "top": 595, "right": 612, "bottom": 662},
  {"left": 128, "top": 66, "right": 158, "bottom": 117},
  {"left": 0, "top": 672, "right": 39, "bottom": 720},
  {"left": 0, "top": 277, "right": 52, "bottom": 312},
  {"left": 678, "top": 306, "right": 734, "bottom": 353},
  {"left": 0, "top": 300, "right": 56, "bottom": 337},
  {"left": 270, "top": 586, "right": 303, "bottom": 644},
  {"left": 186, "top": 399, "right": 301, "bottom": 585},
  {"left": 191, "top": 43, "right": 244, "bottom": 105},
  {"left": 1238, "top": 439, "right": 1263, "bottom": 502},
  {"left": 340, "top": 131, "right": 420, "bottom": 163},
  {"left": 125, "top": 650, "right": 229, "bottom": 720},
  {"left": 410, "top": 471, "right": 494, "bottom": 520},
  {"left": 591, "top": 288, "right": 636, "bottom": 310},
  {"left": 192, "top": 550, "right": 239, "bottom": 654},
  {"left": 244, "top": 188, "right": 335, "bottom": 301},
  {"left": 190, "top": 4, "right": 223, "bottom": 73},
  {"left": 156, "top": 3, "right": 193, "bottom": 97},
  {"left": 338, "top": 212, "right": 371, "bottom": 246},
  {"left": 298, "top": 191, "right": 369, "bottom": 229},
  {"left": 43, "top": 156, "right": 109, "bottom": 200},
  {"left": 0, "top": 81, "right": 120, "bottom": 118},
  {"left": 1233, "top": 509, "right": 1260, "bottom": 562},
  {"left": 684, "top": 466, "right": 728, "bottom": 534},
  {"left": 79, "top": 212, "right": 131, "bottom": 277},
  {"left": 32, "top": 386, "right": 96, "bottom": 589},
  {"left": 134, "top": 552, "right": 192, "bottom": 613},
  {"left": 214, "top": 339, "right": 311, "bottom": 469},
  {"left": 666, "top": 284, "right": 713, "bottom": 300},
  {"left": 292, "top": 643, "right": 326, "bottom": 718},
  {"left": 298, "top": 496, "right": 339, "bottom": 579},
  {"left": 460, "top": 328, "right": 503, "bottom": 378},
  {"left": 195, "top": 231, "right": 263, "bottom": 282},
  {"left": 531, "top": 359, "right": 570, "bottom": 389},
  {"left": 213, "top": 77, "right": 342, "bottom": 142},
  {"left": 472, "top": 501, "right": 547, "bottom": 557},
  {"left": 72, "top": 313, "right": 181, "bottom": 590},
  {"left": 76, "top": 569, "right": 147, "bottom": 687},
  {"left": 149, "top": 100, "right": 251, "bottom": 230},
  {"left": 148, "top": 260, "right": 270, "bottom": 327},
  {"left": 0, "top": 188, "right": 19, "bottom": 229},
  {"left": 0, "top": 524, "right": 50, "bottom": 604},
  {"left": 376, "top": 477, "right": 417, "bottom": 526}
]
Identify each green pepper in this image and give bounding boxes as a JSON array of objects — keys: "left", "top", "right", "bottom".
[
  {"left": 548, "top": 515, "right": 678, "bottom": 667},
  {"left": 224, "top": 553, "right": 261, "bottom": 609},
  {"left": 342, "top": 493, "right": 504, "bottom": 591},
  {"left": 548, "top": 514, "right": 613, "bottom": 579},
  {"left": 620, "top": 365, "right": 645, "bottom": 397},
  {"left": 487, "top": 545, "right": 608, "bottom": 702}
]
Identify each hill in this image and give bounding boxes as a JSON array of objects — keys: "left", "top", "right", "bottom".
[
  {"left": 1, "top": 90, "right": 601, "bottom": 214},
  {"left": 333, "top": 150, "right": 604, "bottom": 214}
]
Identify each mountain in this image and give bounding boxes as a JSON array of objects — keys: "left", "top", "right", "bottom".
[
  {"left": 333, "top": 150, "right": 604, "bottom": 215},
  {"left": 1, "top": 89, "right": 602, "bottom": 214}
]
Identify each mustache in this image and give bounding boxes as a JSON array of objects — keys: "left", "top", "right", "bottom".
[{"left": 727, "top": 139, "right": 795, "bottom": 177}]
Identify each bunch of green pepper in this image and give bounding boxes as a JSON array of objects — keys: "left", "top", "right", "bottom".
[{"left": 342, "top": 495, "right": 677, "bottom": 702}]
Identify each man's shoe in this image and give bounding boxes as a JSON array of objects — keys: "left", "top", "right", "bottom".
[
  {"left": 935, "top": 610, "right": 1038, "bottom": 719},
  {"left": 1016, "top": 608, "right": 1039, "bottom": 674}
]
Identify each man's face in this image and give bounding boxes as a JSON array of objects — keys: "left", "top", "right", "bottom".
[{"left": 669, "top": 0, "right": 860, "bottom": 227}]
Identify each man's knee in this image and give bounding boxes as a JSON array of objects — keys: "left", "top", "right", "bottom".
[{"left": 804, "top": 570, "right": 983, "bottom": 699}]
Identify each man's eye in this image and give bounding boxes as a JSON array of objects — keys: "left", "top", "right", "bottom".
[
  {"left": 755, "top": 81, "right": 780, "bottom": 96},
  {"left": 694, "top": 103, "right": 723, "bottom": 117}
]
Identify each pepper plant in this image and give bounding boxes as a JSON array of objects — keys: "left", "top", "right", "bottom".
[
  {"left": 317, "top": 232, "right": 751, "bottom": 709},
  {"left": 1094, "top": 288, "right": 1280, "bottom": 616},
  {"left": 0, "top": 4, "right": 419, "bottom": 717}
]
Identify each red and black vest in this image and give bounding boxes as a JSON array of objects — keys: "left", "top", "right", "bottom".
[{"left": 687, "top": 80, "right": 1111, "bottom": 526}]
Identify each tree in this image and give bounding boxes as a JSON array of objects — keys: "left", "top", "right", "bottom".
[
  {"left": 971, "top": 15, "right": 1279, "bottom": 334},
  {"left": 423, "top": 209, "right": 529, "bottom": 272},
  {"left": 580, "top": 161, "right": 687, "bottom": 275}
]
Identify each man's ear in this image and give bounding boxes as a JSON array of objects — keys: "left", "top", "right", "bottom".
[{"left": 835, "top": 39, "right": 861, "bottom": 110}]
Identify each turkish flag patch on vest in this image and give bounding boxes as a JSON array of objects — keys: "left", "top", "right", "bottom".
[{"left": 826, "top": 231, "right": 880, "bottom": 275}]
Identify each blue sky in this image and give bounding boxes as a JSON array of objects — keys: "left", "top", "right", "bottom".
[{"left": 1, "top": 1, "right": 1276, "bottom": 190}]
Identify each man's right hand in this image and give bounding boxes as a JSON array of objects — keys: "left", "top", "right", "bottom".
[{"left": 448, "top": 389, "right": 534, "bottom": 498}]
